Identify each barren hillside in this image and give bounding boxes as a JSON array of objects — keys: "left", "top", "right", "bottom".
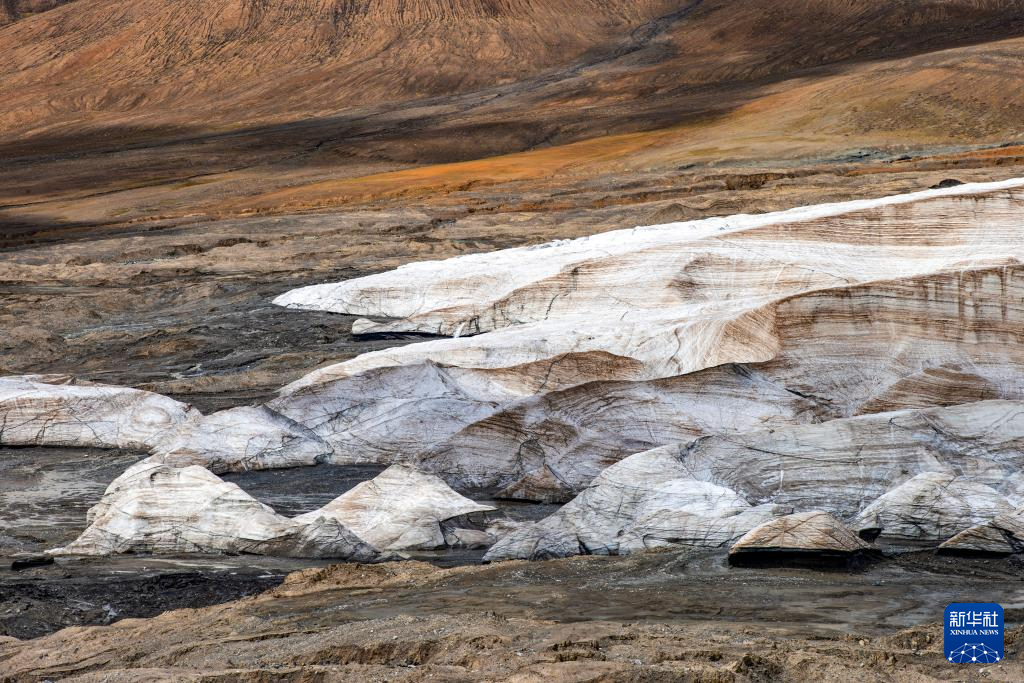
[
  {"left": 4, "top": 0, "right": 1024, "bottom": 235},
  {"left": 3, "top": 0, "right": 1024, "bottom": 137}
]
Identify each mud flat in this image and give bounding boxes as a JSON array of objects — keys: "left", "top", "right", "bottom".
[{"left": 0, "top": 447, "right": 146, "bottom": 556}]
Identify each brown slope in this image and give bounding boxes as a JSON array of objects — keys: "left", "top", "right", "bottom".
[
  {"left": 3, "top": 0, "right": 1024, "bottom": 141},
  {"left": 0, "top": 0, "right": 14, "bottom": 24},
  {"left": 6, "top": 33, "right": 1024, "bottom": 231},
  {"left": 4, "top": 1, "right": 1024, "bottom": 232},
  {"left": 228, "top": 34, "right": 1024, "bottom": 216},
  {"left": 0, "top": 0, "right": 679, "bottom": 136},
  {"left": 0, "top": 0, "right": 75, "bottom": 25}
]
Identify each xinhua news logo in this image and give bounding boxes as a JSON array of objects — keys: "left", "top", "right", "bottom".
[{"left": 944, "top": 603, "right": 1004, "bottom": 664}]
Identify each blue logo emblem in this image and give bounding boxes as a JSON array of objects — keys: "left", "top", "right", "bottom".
[{"left": 945, "top": 603, "right": 1003, "bottom": 664}]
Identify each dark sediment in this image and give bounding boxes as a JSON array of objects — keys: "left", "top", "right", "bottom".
[
  {"left": 0, "top": 446, "right": 563, "bottom": 637},
  {"left": 0, "top": 560, "right": 289, "bottom": 640}
]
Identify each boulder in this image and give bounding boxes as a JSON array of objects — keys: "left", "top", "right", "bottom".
[
  {"left": 853, "top": 472, "right": 1013, "bottom": 544},
  {"left": 50, "top": 461, "right": 381, "bottom": 560},
  {"left": 729, "top": 512, "right": 875, "bottom": 567},
  {"left": 9, "top": 554, "right": 55, "bottom": 571},
  {"left": 294, "top": 464, "right": 497, "bottom": 550}
]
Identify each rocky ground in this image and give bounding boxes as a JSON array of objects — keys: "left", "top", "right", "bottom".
[{"left": 3, "top": 552, "right": 1024, "bottom": 681}]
